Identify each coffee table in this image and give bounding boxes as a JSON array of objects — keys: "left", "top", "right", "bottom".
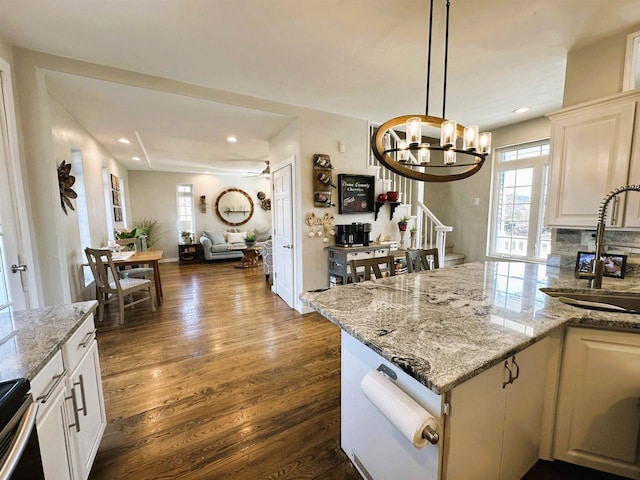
[{"left": 233, "top": 245, "right": 262, "bottom": 269}]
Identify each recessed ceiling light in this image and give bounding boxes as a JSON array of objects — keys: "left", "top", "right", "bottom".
[
  {"left": 513, "top": 107, "right": 530, "bottom": 114},
  {"left": 131, "top": 156, "right": 141, "bottom": 161},
  {"left": 227, "top": 136, "right": 238, "bottom": 143},
  {"left": 118, "top": 137, "right": 131, "bottom": 144}
]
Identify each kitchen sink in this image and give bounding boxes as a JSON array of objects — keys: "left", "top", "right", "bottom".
[{"left": 539, "top": 287, "right": 640, "bottom": 314}]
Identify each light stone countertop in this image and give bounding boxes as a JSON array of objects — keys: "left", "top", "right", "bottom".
[
  {"left": 300, "top": 261, "right": 640, "bottom": 395},
  {"left": 0, "top": 301, "right": 98, "bottom": 383}
]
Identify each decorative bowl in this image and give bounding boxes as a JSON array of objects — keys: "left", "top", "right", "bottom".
[{"left": 387, "top": 191, "right": 399, "bottom": 202}]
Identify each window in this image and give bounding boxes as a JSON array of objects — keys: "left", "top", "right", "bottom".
[
  {"left": 176, "top": 184, "right": 194, "bottom": 239},
  {"left": 489, "top": 141, "right": 550, "bottom": 262}
]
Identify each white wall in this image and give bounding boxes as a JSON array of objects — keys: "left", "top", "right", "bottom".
[
  {"left": 563, "top": 24, "right": 640, "bottom": 107},
  {"left": 48, "top": 97, "right": 129, "bottom": 300},
  {"left": 128, "top": 170, "right": 271, "bottom": 260}
]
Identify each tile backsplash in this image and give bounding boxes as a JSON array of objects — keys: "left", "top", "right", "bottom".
[{"left": 549, "top": 228, "right": 640, "bottom": 277}]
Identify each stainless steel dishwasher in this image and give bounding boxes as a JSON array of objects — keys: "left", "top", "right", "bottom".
[{"left": 0, "top": 378, "right": 45, "bottom": 479}]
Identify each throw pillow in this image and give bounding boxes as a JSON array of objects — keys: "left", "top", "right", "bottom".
[
  {"left": 254, "top": 226, "right": 272, "bottom": 242},
  {"left": 203, "top": 229, "right": 226, "bottom": 245},
  {"left": 227, "top": 231, "right": 247, "bottom": 243}
]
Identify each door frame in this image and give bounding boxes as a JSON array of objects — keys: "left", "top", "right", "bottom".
[
  {"left": 270, "top": 155, "right": 303, "bottom": 311},
  {"left": 0, "top": 56, "right": 39, "bottom": 309}
]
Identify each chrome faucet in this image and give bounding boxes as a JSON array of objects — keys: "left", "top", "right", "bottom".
[{"left": 575, "top": 185, "right": 640, "bottom": 288}]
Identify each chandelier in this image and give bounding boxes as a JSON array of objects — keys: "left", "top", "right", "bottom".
[{"left": 371, "top": 0, "right": 491, "bottom": 182}]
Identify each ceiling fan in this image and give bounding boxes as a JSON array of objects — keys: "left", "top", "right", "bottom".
[{"left": 244, "top": 160, "right": 270, "bottom": 177}]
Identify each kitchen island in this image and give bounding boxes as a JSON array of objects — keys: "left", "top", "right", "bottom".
[{"left": 301, "top": 261, "right": 640, "bottom": 480}]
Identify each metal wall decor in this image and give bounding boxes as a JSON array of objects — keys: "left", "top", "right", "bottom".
[{"left": 57, "top": 160, "right": 77, "bottom": 215}]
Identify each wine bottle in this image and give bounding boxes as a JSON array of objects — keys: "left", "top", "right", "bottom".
[{"left": 317, "top": 172, "right": 337, "bottom": 188}]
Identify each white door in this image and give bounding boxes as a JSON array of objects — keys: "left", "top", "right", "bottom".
[
  {"left": 0, "top": 59, "right": 32, "bottom": 312},
  {"left": 272, "top": 160, "right": 294, "bottom": 307}
]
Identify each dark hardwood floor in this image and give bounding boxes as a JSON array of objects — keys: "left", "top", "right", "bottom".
[{"left": 89, "top": 261, "right": 624, "bottom": 479}]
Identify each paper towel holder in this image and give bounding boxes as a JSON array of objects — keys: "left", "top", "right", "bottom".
[
  {"left": 376, "top": 364, "right": 397, "bottom": 380},
  {"left": 375, "top": 364, "right": 439, "bottom": 445}
]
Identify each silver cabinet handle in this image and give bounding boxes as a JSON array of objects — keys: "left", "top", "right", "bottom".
[
  {"left": 36, "top": 369, "right": 67, "bottom": 404},
  {"left": 510, "top": 355, "right": 520, "bottom": 383},
  {"left": 75, "top": 375, "right": 87, "bottom": 417},
  {"left": 502, "top": 361, "right": 512, "bottom": 389},
  {"left": 66, "top": 388, "right": 81, "bottom": 433},
  {"left": 78, "top": 330, "right": 96, "bottom": 348},
  {"left": 0, "top": 399, "right": 38, "bottom": 480},
  {"left": 10, "top": 264, "right": 27, "bottom": 273}
]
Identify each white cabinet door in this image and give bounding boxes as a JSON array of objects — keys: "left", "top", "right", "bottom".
[
  {"left": 554, "top": 328, "right": 640, "bottom": 479},
  {"left": 446, "top": 337, "right": 551, "bottom": 480},
  {"left": 32, "top": 350, "right": 75, "bottom": 480},
  {"left": 66, "top": 340, "right": 107, "bottom": 480},
  {"left": 546, "top": 99, "right": 635, "bottom": 227}
]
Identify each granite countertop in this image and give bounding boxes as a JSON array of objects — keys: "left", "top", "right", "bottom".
[
  {"left": 300, "top": 261, "right": 640, "bottom": 395},
  {"left": 0, "top": 301, "right": 98, "bottom": 383}
]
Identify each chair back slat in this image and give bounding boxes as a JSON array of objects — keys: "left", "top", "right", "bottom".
[
  {"left": 349, "top": 255, "right": 395, "bottom": 283},
  {"left": 405, "top": 248, "right": 439, "bottom": 273}
]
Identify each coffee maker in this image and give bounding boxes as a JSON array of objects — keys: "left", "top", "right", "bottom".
[{"left": 335, "top": 223, "right": 372, "bottom": 247}]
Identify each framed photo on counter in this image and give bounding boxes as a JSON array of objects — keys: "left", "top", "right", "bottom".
[{"left": 575, "top": 251, "right": 627, "bottom": 279}]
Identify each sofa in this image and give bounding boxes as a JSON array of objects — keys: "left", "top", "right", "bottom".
[{"left": 200, "top": 227, "right": 271, "bottom": 262}]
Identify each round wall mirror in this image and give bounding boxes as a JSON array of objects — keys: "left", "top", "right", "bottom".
[{"left": 215, "top": 188, "right": 254, "bottom": 226}]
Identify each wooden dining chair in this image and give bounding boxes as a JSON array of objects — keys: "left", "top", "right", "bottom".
[
  {"left": 85, "top": 247, "right": 155, "bottom": 325},
  {"left": 349, "top": 255, "right": 396, "bottom": 283},
  {"left": 405, "top": 248, "right": 440, "bottom": 273}
]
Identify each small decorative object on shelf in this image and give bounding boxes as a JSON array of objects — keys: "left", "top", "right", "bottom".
[
  {"left": 181, "top": 230, "right": 192, "bottom": 244},
  {"left": 387, "top": 191, "right": 399, "bottom": 202},
  {"left": 409, "top": 226, "right": 417, "bottom": 250},
  {"left": 398, "top": 215, "right": 410, "bottom": 249}
]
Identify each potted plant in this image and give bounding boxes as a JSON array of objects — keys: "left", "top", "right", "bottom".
[
  {"left": 409, "top": 226, "right": 418, "bottom": 250},
  {"left": 244, "top": 233, "right": 257, "bottom": 247},
  {"left": 397, "top": 215, "right": 410, "bottom": 232},
  {"left": 181, "top": 230, "right": 192, "bottom": 244}
]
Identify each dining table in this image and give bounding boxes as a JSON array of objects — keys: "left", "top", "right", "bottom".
[{"left": 112, "top": 250, "right": 164, "bottom": 306}]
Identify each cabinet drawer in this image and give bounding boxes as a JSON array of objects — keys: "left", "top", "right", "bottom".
[
  {"left": 62, "top": 315, "right": 97, "bottom": 371},
  {"left": 31, "top": 350, "right": 65, "bottom": 403},
  {"left": 346, "top": 251, "right": 373, "bottom": 261}
]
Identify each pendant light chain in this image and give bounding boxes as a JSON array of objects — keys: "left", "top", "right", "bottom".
[{"left": 442, "top": 0, "right": 450, "bottom": 120}]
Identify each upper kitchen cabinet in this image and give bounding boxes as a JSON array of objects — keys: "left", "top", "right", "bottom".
[{"left": 546, "top": 91, "right": 640, "bottom": 228}]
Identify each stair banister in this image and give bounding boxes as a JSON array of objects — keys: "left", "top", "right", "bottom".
[{"left": 416, "top": 200, "right": 452, "bottom": 269}]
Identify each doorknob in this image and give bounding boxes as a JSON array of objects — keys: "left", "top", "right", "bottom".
[{"left": 10, "top": 264, "right": 27, "bottom": 273}]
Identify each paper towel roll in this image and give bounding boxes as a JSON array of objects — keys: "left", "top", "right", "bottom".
[{"left": 360, "top": 370, "right": 437, "bottom": 449}]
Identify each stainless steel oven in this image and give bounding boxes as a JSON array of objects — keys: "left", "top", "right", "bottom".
[{"left": 0, "top": 378, "right": 45, "bottom": 480}]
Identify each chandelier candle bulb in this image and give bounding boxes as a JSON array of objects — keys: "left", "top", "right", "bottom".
[
  {"left": 440, "top": 120, "right": 457, "bottom": 147},
  {"left": 444, "top": 150, "right": 456, "bottom": 165},
  {"left": 463, "top": 125, "right": 479, "bottom": 151},
  {"left": 383, "top": 132, "right": 391, "bottom": 152},
  {"left": 398, "top": 140, "right": 409, "bottom": 163},
  {"left": 419, "top": 144, "right": 431, "bottom": 164},
  {"left": 479, "top": 132, "right": 492, "bottom": 154},
  {"left": 406, "top": 117, "right": 422, "bottom": 145}
]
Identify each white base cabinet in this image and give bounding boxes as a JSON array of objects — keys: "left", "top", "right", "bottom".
[
  {"left": 32, "top": 350, "right": 74, "bottom": 480},
  {"left": 31, "top": 315, "right": 106, "bottom": 480},
  {"left": 553, "top": 327, "right": 640, "bottom": 479},
  {"left": 444, "top": 336, "right": 553, "bottom": 480}
]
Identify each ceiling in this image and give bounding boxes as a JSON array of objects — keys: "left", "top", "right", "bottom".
[{"left": 1, "top": 0, "right": 640, "bottom": 174}]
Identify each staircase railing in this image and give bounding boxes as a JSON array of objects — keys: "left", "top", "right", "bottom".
[{"left": 415, "top": 200, "right": 452, "bottom": 269}]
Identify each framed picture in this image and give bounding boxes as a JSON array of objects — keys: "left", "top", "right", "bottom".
[
  {"left": 575, "top": 251, "right": 627, "bottom": 279},
  {"left": 338, "top": 174, "right": 375, "bottom": 214},
  {"left": 112, "top": 190, "right": 121, "bottom": 206},
  {"left": 113, "top": 207, "right": 122, "bottom": 223},
  {"left": 110, "top": 173, "right": 119, "bottom": 191}
]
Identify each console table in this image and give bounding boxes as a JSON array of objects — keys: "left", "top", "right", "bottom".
[{"left": 326, "top": 244, "right": 392, "bottom": 286}]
